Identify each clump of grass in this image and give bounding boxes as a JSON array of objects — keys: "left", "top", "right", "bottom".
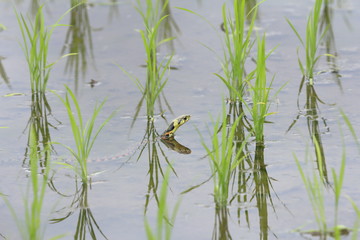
[
  {"left": 294, "top": 139, "right": 327, "bottom": 233},
  {"left": 53, "top": 85, "right": 116, "bottom": 183},
  {"left": 16, "top": 5, "right": 76, "bottom": 93},
  {"left": 0, "top": 23, "right": 6, "bottom": 31},
  {"left": 16, "top": 5, "right": 50, "bottom": 93},
  {"left": 348, "top": 197, "right": 360, "bottom": 239},
  {"left": 201, "top": 104, "right": 247, "bottom": 206},
  {"left": 216, "top": 1, "right": 279, "bottom": 144},
  {"left": 120, "top": 0, "right": 174, "bottom": 118},
  {"left": 21, "top": 125, "right": 50, "bottom": 239},
  {"left": 16, "top": 5, "right": 78, "bottom": 168},
  {"left": 287, "top": 0, "right": 330, "bottom": 84},
  {"left": 144, "top": 167, "right": 181, "bottom": 240},
  {"left": 247, "top": 34, "right": 276, "bottom": 143},
  {"left": 215, "top": 0, "right": 257, "bottom": 102},
  {"left": 2, "top": 124, "right": 64, "bottom": 239},
  {"left": 340, "top": 109, "right": 360, "bottom": 153},
  {"left": 293, "top": 135, "right": 348, "bottom": 237}
]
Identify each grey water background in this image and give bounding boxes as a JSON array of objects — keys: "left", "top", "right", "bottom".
[{"left": 1, "top": 0, "right": 360, "bottom": 239}]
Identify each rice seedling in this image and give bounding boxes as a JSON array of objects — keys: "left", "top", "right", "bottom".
[
  {"left": 0, "top": 23, "right": 6, "bottom": 31},
  {"left": 294, "top": 141, "right": 327, "bottom": 234},
  {"left": 119, "top": 0, "right": 174, "bottom": 119},
  {"left": 53, "top": 85, "right": 116, "bottom": 183},
  {"left": 215, "top": 0, "right": 258, "bottom": 102},
  {"left": 15, "top": 5, "right": 78, "bottom": 167},
  {"left": 331, "top": 144, "right": 346, "bottom": 238},
  {"left": 340, "top": 110, "right": 360, "bottom": 238},
  {"left": 144, "top": 166, "right": 181, "bottom": 240},
  {"left": 293, "top": 135, "right": 351, "bottom": 238},
  {"left": 16, "top": 5, "right": 76, "bottom": 94},
  {"left": 2, "top": 124, "right": 65, "bottom": 240},
  {"left": 348, "top": 197, "right": 360, "bottom": 240},
  {"left": 215, "top": 1, "right": 279, "bottom": 145},
  {"left": 247, "top": 34, "right": 277, "bottom": 144},
  {"left": 201, "top": 103, "right": 247, "bottom": 206},
  {"left": 286, "top": 0, "right": 331, "bottom": 84},
  {"left": 340, "top": 109, "right": 360, "bottom": 153}
]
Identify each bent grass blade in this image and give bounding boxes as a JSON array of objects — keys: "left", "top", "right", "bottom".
[{"left": 52, "top": 86, "right": 117, "bottom": 183}]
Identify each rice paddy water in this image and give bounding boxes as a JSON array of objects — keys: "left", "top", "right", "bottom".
[{"left": 0, "top": 0, "right": 360, "bottom": 239}]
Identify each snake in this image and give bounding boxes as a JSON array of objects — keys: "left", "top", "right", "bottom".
[
  {"left": 89, "top": 114, "right": 192, "bottom": 161},
  {"left": 1, "top": 115, "right": 192, "bottom": 166},
  {"left": 160, "top": 114, "right": 191, "bottom": 140}
]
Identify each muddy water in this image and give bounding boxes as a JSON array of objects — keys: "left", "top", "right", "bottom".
[{"left": 1, "top": 0, "right": 360, "bottom": 239}]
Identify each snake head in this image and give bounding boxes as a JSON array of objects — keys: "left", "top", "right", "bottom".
[
  {"left": 180, "top": 115, "right": 191, "bottom": 123},
  {"left": 161, "top": 114, "right": 191, "bottom": 139}
]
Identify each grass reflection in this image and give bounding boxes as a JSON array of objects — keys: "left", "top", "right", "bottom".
[
  {"left": 320, "top": 0, "right": 343, "bottom": 91},
  {"left": 292, "top": 112, "right": 360, "bottom": 239},
  {"left": 304, "top": 85, "right": 329, "bottom": 184},
  {"left": 288, "top": 76, "right": 331, "bottom": 184},
  {"left": 0, "top": 56, "right": 10, "bottom": 88},
  {"left": 137, "top": 118, "right": 175, "bottom": 212},
  {"left": 293, "top": 136, "right": 352, "bottom": 239},
  {"left": 253, "top": 143, "right": 275, "bottom": 240},
  {"left": 212, "top": 205, "right": 232, "bottom": 240},
  {"left": 211, "top": 144, "right": 276, "bottom": 240},
  {"left": 107, "top": 0, "right": 120, "bottom": 23},
  {"left": 234, "top": 139, "right": 277, "bottom": 240},
  {"left": 23, "top": 91, "right": 57, "bottom": 169},
  {"left": 145, "top": 167, "right": 180, "bottom": 240},
  {"left": 29, "top": 0, "right": 40, "bottom": 18},
  {"left": 51, "top": 181, "right": 108, "bottom": 240},
  {"left": 2, "top": 124, "right": 59, "bottom": 239},
  {"left": 132, "top": 115, "right": 190, "bottom": 217},
  {"left": 226, "top": 103, "right": 277, "bottom": 240},
  {"left": 158, "top": 0, "right": 180, "bottom": 52},
  {"left": 62, "top": 0, "right": 94, "bottom": 93},
  {"left": 245, "top": 0, "right": 259, "bottom": 22}
]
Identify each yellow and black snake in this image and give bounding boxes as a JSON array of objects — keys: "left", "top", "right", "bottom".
[
  {"left": 160, "top": 114, "right": 191, "bottom": 140},
  {"left": 92, "top": 114, "right": 191, "bottom": 161}
]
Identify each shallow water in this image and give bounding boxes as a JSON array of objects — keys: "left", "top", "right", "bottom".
[{"left": 1, "top": 0, "right": 360, "bottom": 239}]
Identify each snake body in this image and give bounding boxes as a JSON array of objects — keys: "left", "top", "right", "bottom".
[{"left": 1, "top": 115, "right": 192, "bottom": 166}]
